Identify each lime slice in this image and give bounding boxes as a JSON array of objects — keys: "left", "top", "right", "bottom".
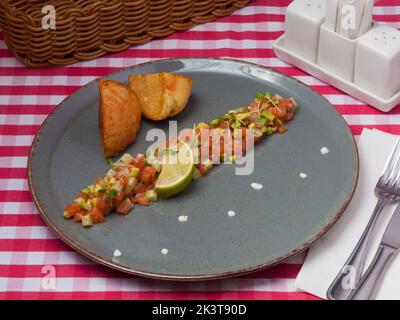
[{"left": 155, "top": 143, "right": 195, "bottom": 199}]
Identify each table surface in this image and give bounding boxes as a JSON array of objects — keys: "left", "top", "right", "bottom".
[{"left": 0, "top": 0, "right": 399, "bottom": 300}]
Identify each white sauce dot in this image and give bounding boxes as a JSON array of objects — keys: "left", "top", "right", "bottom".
[
  {"left": 320, "top": 147, "right": 330, "bottom": 155},
  {"left": 113, "top": 249, "right": 122, "bottom": 257},
  {"left": 300, "top": 173, "right": 308, "bottom": 179},
  {"left": 178, "top": 215, "right": 188, "bottom": 223},
  {"left": 251, "top": 183, "right": 264, "bottom": 191},
  {"left": 227, "top": 210, "right": 236, "bottom": 217},
  {"left": 161, "top": 248, "right": 169, "bottom": 255}
]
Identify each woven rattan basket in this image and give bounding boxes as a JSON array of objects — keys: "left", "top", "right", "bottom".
[{"left": 0, "top": 0, "right": 251, "bottom": 68}]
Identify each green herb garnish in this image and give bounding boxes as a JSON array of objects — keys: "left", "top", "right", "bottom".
[
  {"left": 108, "top": 189, "right": 118, "bottom": 200},
  {"left": 106, "top": 158, "right": 115, "bottom": 169}
]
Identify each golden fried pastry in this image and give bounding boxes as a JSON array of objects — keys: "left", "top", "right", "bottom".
[
  {"left": 128, "top": 73, "right": 192, "bottom": 121},
  {"left": 98, "top": 79, "right": 142, "bottom": 158}
]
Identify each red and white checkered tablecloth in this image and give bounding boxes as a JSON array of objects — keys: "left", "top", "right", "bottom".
[{"left": 0, "top": 0, "right": 399, "bottom": 300}]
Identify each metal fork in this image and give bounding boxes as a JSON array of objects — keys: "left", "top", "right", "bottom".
[{"left": 327, "top": 138, "right": 400, "bottom": 300}]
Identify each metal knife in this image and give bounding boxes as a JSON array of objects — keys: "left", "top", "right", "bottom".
[{"left": 349, "top": 203, "right": 400, "bottom": 300}]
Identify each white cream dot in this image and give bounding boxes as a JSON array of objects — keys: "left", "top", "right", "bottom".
[
  {"left": 161, "top": 248, "right": 169, "bottom": 255},
  {"left": 300, "top": 173, "right": 307, "bottom": 179},
  {"left": 227, "top": 210, "right": 236, "bottom": 217},
  {"left": 320, "top": 147, "right": 329, "bottom": 155},
  {"left": 178, "top": 215, "right": 188, "bottom": 223},
  {"left": 113, "top": 249, "right": 122, "bottom": 257},
  {"left": 251, "top": 183, "right": 264, "bottom": 191}
]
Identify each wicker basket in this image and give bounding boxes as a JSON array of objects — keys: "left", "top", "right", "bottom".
[{"left": 0, "top": 0, "right": 251, "bottom": 68}]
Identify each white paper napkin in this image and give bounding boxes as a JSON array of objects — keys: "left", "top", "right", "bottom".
[{"left": 296, "top": 129, "right": 400, "bottom": 300}]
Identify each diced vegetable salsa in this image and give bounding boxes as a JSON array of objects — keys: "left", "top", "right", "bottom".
[{"left": 64, "top": 93, "right": 297, "bottom": 227}]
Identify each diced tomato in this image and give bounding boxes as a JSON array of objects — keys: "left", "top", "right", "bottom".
[
  {"left": 278, "top": 126, "right": 287, "bottom": 134},
  {"left": 285, "top": 112, "right": 294, "bottom": 121},
  {"left": 219, "top": 121, "right": 230, "bottom": 129},
  {"left": 132, "top": 155, "right": 146, "bottom": 169},
  {"left": 198, "top": 164, "right": 208, "bottom": 176},
  {"left": 65, "top": 203, "right": 81, "bottom": 217},
  {"left": 138, "top": 166, "right": 156, "bottom": 185},
  {"left": 96, "top": 195, "right": 112, "bottom": 215},
  {"left": 116, "top": 198, "right": 134, "bottom": 215},
  {"left": 95, "top": 178, "right": 102, "bottom": 185},
  {"left": 134, "top": 194, "right": 150, "bottom": 206},
  {"left": 77, "top": 192, "right": 88, "bottom": 201},
  {"left": 113, "top": 192, "right": 125, "bottom": 208},
  {"left": 179, "top": 129, "right": 195, "bottom": 143},
  {"left": 89, "top": 208, "right": 105, "bottom": 223},
  {"left": 249, "top": 102, "right": 259, "bottom": 112},
  {"left": 74, "top": 210, "right": 86, "bottom": 222},
  {"left": 134, "top": 184, "right": 148, "bottom": 194},
  {"left": 277, "top": 100, "right": 289, "bottom": 119},
  {"left": 119, "top": 175, "right": 128, "bottom": 186}
]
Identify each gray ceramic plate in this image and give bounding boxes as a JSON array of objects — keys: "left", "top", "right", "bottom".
[{"left": 29, "top": 58, "right": 358, "bottom": 280}]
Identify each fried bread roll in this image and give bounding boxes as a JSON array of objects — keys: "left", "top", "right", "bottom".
[
  {"left": 99, "top": 79, "right": 142, "bottom": 157},
  {"left": 129, "top": 73, "right": 192, "bottom": 121}
]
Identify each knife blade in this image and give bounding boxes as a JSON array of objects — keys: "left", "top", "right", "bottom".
[{"left": 381, "top": 203, "right": 400, "bottom": 249}]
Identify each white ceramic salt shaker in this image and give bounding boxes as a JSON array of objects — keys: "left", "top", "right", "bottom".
[
  {"left": 284, "top": 0, "right": 327, "bottom": 63},
  {"left": 354, "top": 25, "right": 400, "bottom": 100}
]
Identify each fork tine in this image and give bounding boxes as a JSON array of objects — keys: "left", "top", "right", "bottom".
[
  {"left": 394, "top": 168, "right": 400, "bottom": 187},
  {"left": 388, "top": 150, "right": 400, "bottom": 185},
  {"left": 382, "top": 138, "right": 400, "bottom": 183}
]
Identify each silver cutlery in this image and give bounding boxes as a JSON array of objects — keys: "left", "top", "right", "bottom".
[
  {"left": 349, "top": 202, "right": 400, "bottom": 299},
  {"left": 327, "top": 138, "right": 400, "bottom": 300}
]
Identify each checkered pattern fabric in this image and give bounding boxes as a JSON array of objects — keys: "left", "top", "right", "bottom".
[{"left": 0, "top": 0, "right": 399, "bottom": 300}]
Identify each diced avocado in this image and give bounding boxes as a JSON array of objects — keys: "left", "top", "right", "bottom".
[
  {"left": 130, "top": 167, "right": 140, "bottom": 178},
  {"left": 261, "top": 126, "right": 268, "bottom": 134},
  {"left": 90, "top": 198, "right": 98, "bottom": 208},
  {"left": 151, "top": 160, "right": 162, "bottom": 173},
  {"left": 124, "top": 177, "right": 137, "bottom": 194},
  {"left": 145, "top": 190, "right": 158, "bottom": 202},
  {"left": 94, "top": 184, "right": 102, "bottom": 193},
  {"left": 235, "top": 112, "right": 251, "bottom": 121},
  {"left": 210, "top": 118, "right": 221, "bottom": 127},
  {"left": 82, "top": 215, "right": 93, "bottom": 228},
  {"left": 128, "top": 177, "right": 137, "bottom": 188},
  {"left": 248, "top": 123, "right": 256, "bottom": 129},
  {"left": 108, "top": 177, "right": 116, "bottom": 186},
  {"left": 81, "top": 187, "right": 92, "bottom": 194},
  {"left": 261, "top": 111, "right": 275, "bottom": 121},
  {"left": 63, "top": 211, "right": 74, "bottom": 219},
  {"left": 253, "top": 128, "right": 263, "bottom": 138},
  {"left": 196, "top": 122, "right": 210, "bottom": 131},
  {"left": 192, "top": 168, "right": 202, "bottom": 180},
  {"left": 258, "top": 116, "right": 268, "bottom": 125},
  {"left": 121, "top": 153, "right": 134, "bottom": 165},
  {"left": 75, "top": 197, "right": 92, "bottom": 211},
  {"left": 265, "top": 127, "right": 277, "bottom": 135},
  {"left": 106, "top": 169, "right": 115, "bottom": 178},
  {"left": 231, "top": 120, "right": 241, "bottom": 129}
]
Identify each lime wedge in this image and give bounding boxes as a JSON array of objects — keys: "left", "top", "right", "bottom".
[{"left": 155, "top": 143, "right": 195, "bottom": 199}]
